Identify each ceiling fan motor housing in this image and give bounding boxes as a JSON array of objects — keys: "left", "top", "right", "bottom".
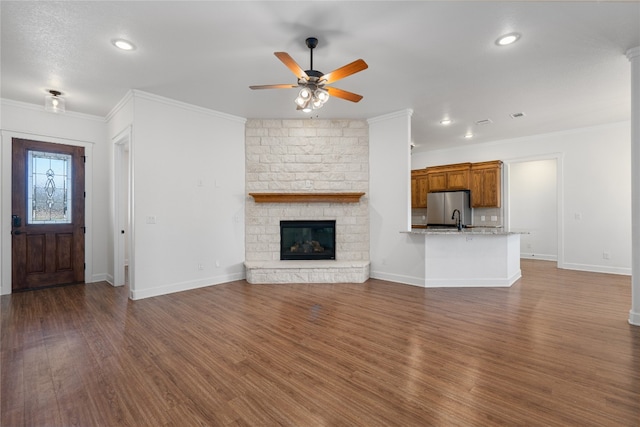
[
  {"left": 305, "top": 69, "right": 324, "bottom": 79},
  {"left": 305, "top": 37, "right": 318, "bottom": 49}
]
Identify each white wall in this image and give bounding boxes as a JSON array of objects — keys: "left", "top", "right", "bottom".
[
  {"left": 369, "top": 110, "right": 426, "bottom": 286},
  {"left": 124, "top": 91, "right": 246, "bottom": 299},
  {"left": 0, "top": 100, "right": 109, "bottom": 294},
  {"left": 412, "top": 121, "right": 631, "bottom": 276}
]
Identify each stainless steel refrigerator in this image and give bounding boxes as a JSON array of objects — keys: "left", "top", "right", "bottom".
[{"left": 426, "top": 191, "right": 472, "bottom": 227}]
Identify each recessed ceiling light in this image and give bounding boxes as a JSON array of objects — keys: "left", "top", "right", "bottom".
[
  {"left": 464, "top": 132, "right": 473, "bottom": 139},
  {"left": 440, "top": 118, "right": 452, "bottom": 125},
  {"left": 496, "top": 32, "right": 521, "bottom": 46},
  {"left": 112, "top": 39, "right": 136, "bottom": 51}
]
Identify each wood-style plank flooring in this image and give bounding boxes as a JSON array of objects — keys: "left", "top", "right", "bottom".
[{"left": 2, "top": 260, "right": 639, "bottom": 426}]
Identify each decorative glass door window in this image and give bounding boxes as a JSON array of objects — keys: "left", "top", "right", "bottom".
[{"left": 27, "top": 150, "right": 72, "bottom": 224}]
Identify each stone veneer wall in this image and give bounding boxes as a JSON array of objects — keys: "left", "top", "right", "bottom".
[{"left": 245, "top": 119, "right": 369, "bottom": 263}]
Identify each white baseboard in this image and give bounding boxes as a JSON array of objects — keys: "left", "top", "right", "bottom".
[
  {"left": 561, "top": 262, "right": 631, "bottom": 276},
  {"left": 92, "top": 273, "right": 110, "bottom": 283},
  {"left": 130, "top": 272, "right": 245, "bottom": 300},
  {"left": 629, "top": 309, "right": 640, "bottom": 326},
  {"left": 521, "top": 253, "right": 557, "bottom": 261},
  {"left": 369, "top": 270, "right": 425, "bottom": 287},
  {"left": 424, "top": 270, "right": 521, "bottom": 288}
]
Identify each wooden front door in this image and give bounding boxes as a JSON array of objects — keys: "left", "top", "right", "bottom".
[{"left": 11, "top": 138, "right": 85, "bottom": 291}]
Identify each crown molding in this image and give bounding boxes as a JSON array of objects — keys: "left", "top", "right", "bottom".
[
  {"left": 367, "top": 109, "right": 413, "bottom": 125},
  {"left": 1, "top": 98, "right": 105, "bottom": 122},
  {"left": 130, "top": 90, "right": 247, "bottom": 124}
]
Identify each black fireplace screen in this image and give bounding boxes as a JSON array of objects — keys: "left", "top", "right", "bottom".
[{"left": 280, "top": 220, "right": 336, "bottom": 260}]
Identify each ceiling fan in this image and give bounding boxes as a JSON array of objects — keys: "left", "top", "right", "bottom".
[{"left": 249, "top": 37, "right": 368, "bottom": 112}]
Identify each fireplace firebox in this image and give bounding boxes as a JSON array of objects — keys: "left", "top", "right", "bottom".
[{"left": 280, "top": 220, "right": 336, "bottom": 260}]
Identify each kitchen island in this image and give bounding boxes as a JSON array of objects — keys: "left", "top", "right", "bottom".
[{"left": 406, "top": 228, "right": 525, "bottom": 287}]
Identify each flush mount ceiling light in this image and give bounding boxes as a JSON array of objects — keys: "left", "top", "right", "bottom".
[
  {"left": 464, "top": 132, "right": 474, "bottom": 139},
  {"left": 440, "top": 118, "right": 452, "bottom": 125},
  {"left": 250, "top": 37, "right": 367, "bottom": 113},
  {"left": 112, "top": 38, "right": 136, "bottom": 51},
  {"left": 44, "top": 89, "right": 65, "bottom": 113},
  {"left": 496, "top": 32, "right": 521, "bottom": 46}
]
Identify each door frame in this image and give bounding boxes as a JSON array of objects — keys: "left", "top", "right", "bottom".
[
  {"left": 112, "top": 126, "right": 133, "bottom": 292},
  {"left": 1, "top": 131, "right": 94, "bottom": 295}
]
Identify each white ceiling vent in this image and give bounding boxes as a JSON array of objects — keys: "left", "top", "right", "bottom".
[
  {"left": 475, "top": 119, "right": 493, "bottom": 125},
  {"left": 510, "top": 112, "right": 526, "bottom": 119}
]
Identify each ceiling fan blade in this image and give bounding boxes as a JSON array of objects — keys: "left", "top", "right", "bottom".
[
  {"left": 321, "top": 59, "right": 368, "bottom": 85},
  {"left": 325, "top": 86, "right": 363, "bottom": 103},
  {"left": 274, "top": 52, "right": 309, "bottom": 81},
  {"left": 250, "top": 84, "right": 299, "bottom": 90}
]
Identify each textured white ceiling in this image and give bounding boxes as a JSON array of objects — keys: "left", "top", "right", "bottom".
[{"left": 2, "top": 1, "right": 639, "bottom": 152}]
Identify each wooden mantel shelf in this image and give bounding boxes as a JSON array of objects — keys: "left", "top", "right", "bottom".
[{"left": 249, "top": 192, "right": 365, "bottom": 203}]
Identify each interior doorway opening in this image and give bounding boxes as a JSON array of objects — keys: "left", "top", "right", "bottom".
[
  {"left": 506, "top": 155, "right": 562, "bottom": 267},
  {"left": 113, "top": 128, "right": 132, "bottom": 291}
]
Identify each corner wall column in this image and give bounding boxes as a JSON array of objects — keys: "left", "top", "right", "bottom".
[{"left": 627, "top": 46, "right": 640, "bottom": 326}]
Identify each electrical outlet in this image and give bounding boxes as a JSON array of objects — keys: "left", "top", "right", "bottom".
[
  {"left": 491, "top": 215, "right": 498, "bottom": 221},
  {"left": 480, "top": 215, "right": 486, "bottom": 221},
  {"left": 215, "top": 260, "right": 221, "bottom": 268},
  {"left": 198, "top": 263, "right": 204, "bottom": 270},
  {"left": 603, "top": 252, "right": 610, "bottom": 260},
  {"left": 146, "top": 216, "right": 156, "bottom": 224},
  {"left": 575, "top": 213, "right": 582, "bottom": 220}
]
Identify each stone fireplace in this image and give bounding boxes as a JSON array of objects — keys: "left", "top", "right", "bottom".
[{"left": 243, "top": 119, "right": 370, "bottom": 284}]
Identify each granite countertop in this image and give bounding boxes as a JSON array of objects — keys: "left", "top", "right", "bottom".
[{"left": 406, "top": 227, "right": 527, "bottom": 236}]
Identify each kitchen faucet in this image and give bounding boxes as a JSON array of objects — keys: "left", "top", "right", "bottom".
[{"left": 451, "top": 209, "right": 462, "bottom": 231}]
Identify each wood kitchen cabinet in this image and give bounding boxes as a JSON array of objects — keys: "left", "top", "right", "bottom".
[
  {"left": 411, "top": 169, "right": 429, "bottom": 208},
  {"left": 471, "top": 160, "right": 502, "bottom": 207},
  {"left": 426, "top": 163, "right": 471, "bottom": 192}
]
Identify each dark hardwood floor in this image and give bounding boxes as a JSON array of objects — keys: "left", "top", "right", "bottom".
[{"left": 2, "top": 259, "right": 639, "bottom": 426}]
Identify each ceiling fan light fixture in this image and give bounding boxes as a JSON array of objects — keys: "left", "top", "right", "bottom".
[
  {"left": 316, "top": 88, "right": 329, "bottom": 103},
  {"left": 299, "top": 87, "right": 312, "bottom": 99},
  {"left": 44, "top": 89, "right": 65, "bottom": 113},
  {"left": 294, "top": 95, "right": 307, "bottom": 107},
  {"left": 296, "top": 87, "right": 329, "bottom": 112}
]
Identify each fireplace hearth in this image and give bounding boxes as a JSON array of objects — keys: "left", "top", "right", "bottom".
[{"left": 280, "top": 220, "right": 336, "bottom": 260}]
